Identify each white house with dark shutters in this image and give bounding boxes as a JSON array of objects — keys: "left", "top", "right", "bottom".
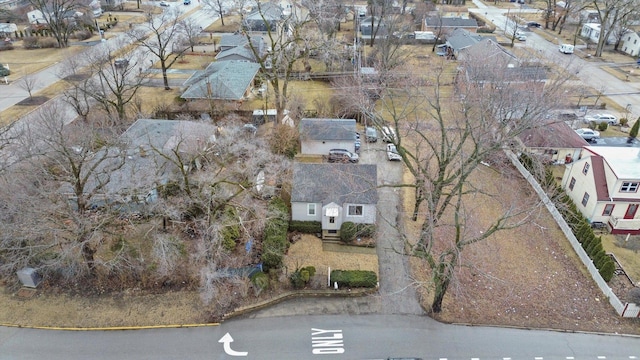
[
  {"left": 291, "top": 163, "right": 378, "bottom": 239},
  {"left": 561, "top": 146, "right": 640, "bottom": 234}
]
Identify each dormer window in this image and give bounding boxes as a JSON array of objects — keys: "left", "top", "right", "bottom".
[{"left": 582, "top": 163, "right": 590, "bottom": 175}]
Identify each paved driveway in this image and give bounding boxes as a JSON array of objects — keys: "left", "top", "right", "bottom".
[{"left": 246, "top": 139, "right": 425, "bottom": 318}]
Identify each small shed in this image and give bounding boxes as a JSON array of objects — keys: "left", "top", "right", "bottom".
[{"left": 17, "top": 267, "right": 41, "bottom": 288}]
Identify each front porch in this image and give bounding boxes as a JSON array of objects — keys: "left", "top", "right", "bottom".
[{"left": 609, "top": 216, "right": 640, "bottom": 235}]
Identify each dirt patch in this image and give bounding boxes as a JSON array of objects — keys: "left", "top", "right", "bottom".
[{"left": 404, "top": 161, "right": 640, "bottom": 335}]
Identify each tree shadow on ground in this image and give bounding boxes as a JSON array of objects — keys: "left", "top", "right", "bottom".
[{"left": 16, "top": 96, "right": 49, "bottom": 106}]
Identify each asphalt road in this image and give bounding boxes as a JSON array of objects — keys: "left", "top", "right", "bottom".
[
  {"left": 470, "top": 0, "right": 640, "bottom": 121},
  {"left": 1, "top": 315, "right": 640, "bottom": 359}
]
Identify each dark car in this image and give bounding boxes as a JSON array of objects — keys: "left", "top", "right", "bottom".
[
  {"left": 328, "top": 149, "right": 359, "bottom": 163},
  {"left": 527, "top": 21, "right": 542, "bottom": 28}
]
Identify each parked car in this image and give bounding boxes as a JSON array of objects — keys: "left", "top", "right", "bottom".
[
  {"left": 365, "top": 127, "right": 378, "bottom": 142},
  {"left": 516, "top": 34, "right": 527, "bottom": 41},
  {"left": 584, "top": 113, "right": 618, "bottom": 125},
  {"left": 114, "top": 58, "right": 129, "bottom": 68},
  {"left": 159, "top": 1, "right": 170, "bottom": 6},
  {"left": 183, "top": 0, "right": 191, "bottom": 4},
  {"left": 387, "top": 144, "right": 402, "bottom": 161},
  {"left": 575, "top": 128, "right": 600, "bottom": 141},
  {"left": 381, "top": 126, "right": 396, "bottom": 142},
  {"left": 328, "top": 149, "right": 359, "bottom": 163},
  {"left": 527, "top": 21, "right": 542, "bottom": 28}
]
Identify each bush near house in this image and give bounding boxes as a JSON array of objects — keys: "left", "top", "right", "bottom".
[
  {"left": 597, "top": 122, "right": 608, "bottom": 132},
  {"left": 340, "top": 222, "right": 376, "bottom": 243},
  {"left": 260, "top": 197, "right": 290, "bottom": 271},
  {"left": 519, "top": 154, "right": 617, "bottom": 282},
  {"left": 330, "top": 270, "right": 377, "bottom": 288},
  {"left": 289, "top": 220, "right": 321, "bottom": 234}
]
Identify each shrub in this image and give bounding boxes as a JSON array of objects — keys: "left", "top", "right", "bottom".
[
  {"left": 74, "top": 30, "right": 92, "bottom": 40},
  {"left": 23, "top": 36, "right": 39, "bottom": 49},
  {"left": 260, "top": 197, "right": 290, "bottom": 271},
  {"left": 599, "top": 258, "right": 616, "bottom": 282},
  {"left": 340, "top": 222, "right": 376, "bottom": 243},
  {"left": 330, "top": 270, "right": 377, "bottom": 288},
  {"left": 250, "top": 271, "right": 269, "bottom": 291},
  {"left": 220, "top": 207, "right": 240, "bottom": 251},
  {"left": 289, "top": 220, "right": 321, "bottom": 234},
  {"left": 597, "top": 122, "right": 608, "bottom": 132},
  {"left": 39, "top": 37, "right": 58, "bottom": 48},
  {"left": 620, "top": 118, "right": 629, "bottom": 127},
  {"left": 340, "top": 222, "right": 357, "bottom": 243}
]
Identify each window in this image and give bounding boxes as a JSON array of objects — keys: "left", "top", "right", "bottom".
[
  {"left": 582, "top": 192, "right": 590, "bottom": 206},
  {"left": 329, "top": 217, "right": 335, "bottom": 224},
  {"left": 635, "top": 39, "right": 638, "bottom": 44},
  {"left": 620, "top": 182, "right": 639, "bottom": 192},
  {"left": 569, "top": 177, "right": 576, "bottom": 191},
  {"left": 348, "top": 205, "right": 363, "bottom": 216},
  {"left": 582, "top": 163, "right": 590, "bottom": 175},
  {"left": 307, "top": 203, "right": 316, "bottom": 216},
  {"left": 603, "top": 204, "right": 615, "bottom": 216}
]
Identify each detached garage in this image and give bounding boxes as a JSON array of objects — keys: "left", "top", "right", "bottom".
[{"left": 299, "top": 118, "right": 357, "bottom": 155}]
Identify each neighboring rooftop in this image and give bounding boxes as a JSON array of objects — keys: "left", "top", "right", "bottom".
[
  {"left": 181, "top": 61, "right": 260, "bottom": 100},
  {"left": 519, "top": 122, "right": 589, "bottom": 149},
  {"left": 291, "top": 163, "right": 378, "bottom": 205},
  {"left": 584, "top": 146, "right": 640, "bottom": 179},
  {"left": 299, "top": 118, "right": 356, "bottom": 141}
]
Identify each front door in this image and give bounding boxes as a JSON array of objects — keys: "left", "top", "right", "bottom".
[{"left": 624, "top": 204, "right": 639, "bottom": 219}]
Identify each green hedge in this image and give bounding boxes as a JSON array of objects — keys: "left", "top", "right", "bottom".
[
  {"left": 340, "top": 222, "right": 376, "bottom": 243},
  {"left": 289, "top": 220, "right": 321, "bottom": 234},
  {"left": 518, "top": 153, "right": 617, "bottom": 282},
  {"left": 260, "top": 198, "right": 290, "bottom": 271},
  {"left": 330, "top": 270, "right": 377, "bottom": 288}
]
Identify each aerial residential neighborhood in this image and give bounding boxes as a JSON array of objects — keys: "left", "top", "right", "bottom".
[{"left": 1, "top": 0, "right": 640, "bottom": 356}]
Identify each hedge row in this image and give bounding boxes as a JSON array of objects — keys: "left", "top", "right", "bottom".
[
  {"left": 289, "top": 220, "right": 321, "bottom": 234},
  {"left": 340, "top": 222, "right": 376, "bottom": 243},
  {"left": 260, "top": 197, "right": 290, "bottom": 271},
  {"left": 519, "top": 154, "right": 616, "bottom": 281},
  {"left": 330, "top": 270, "right": 377, "bottom": 288}
]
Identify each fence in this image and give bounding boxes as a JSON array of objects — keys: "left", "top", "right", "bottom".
[{"left": 506, "top": 150, "right": 638, "bottom": 318}]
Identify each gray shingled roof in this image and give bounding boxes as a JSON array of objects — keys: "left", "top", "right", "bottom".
[
  {"left": 216, "top": 46, "right": 256, "bottom": 62},
  {"left": 219, "top": 34, "right": 250, "bottom": 48},
  {"left": 181, "top": 61, "right": 260, "bottom": 100},
  {"left": 299, "top": 118, "right": 356, "bottom": 141},
  {"left": 446, "top": 28, "right": 485, "bottom": 50},
  {"left": 245, "top": 2, "right": 283, "bottom": 21},
  {"left": 519, "top": 121, "right": 589, "bottom": 149},
  {"left": 291, "top": 163, "right": 378, "bottom": 205},
  {"left": 426, "top": 16, "right": 478, "bottom": 28}
]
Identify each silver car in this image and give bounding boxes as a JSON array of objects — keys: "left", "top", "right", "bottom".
[{"left": 575, "top": 128, "right": 600, "bottom": 141}]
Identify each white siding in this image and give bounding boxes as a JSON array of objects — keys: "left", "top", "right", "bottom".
[
  {"left": 291, "top": 202, "right": 322, "bottom": 221},
  {"left": 562, "top": 158, "right": 599, "bottom": 220},
  {"left": 301, "top": 140, "right": 356, "bottom": 155},
  {"left": 343, "top": 203, "right": 376, "bottom": 224}
]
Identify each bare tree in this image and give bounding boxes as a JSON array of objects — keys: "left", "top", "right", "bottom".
[
  {"left": 367, "top": 0, "right": 393, "bottom": 47},
  {"left": 18, "top": 73, "right": 39, "bottom": 99},
  {"left": 592, "top": 0, "right": 636, "bottom": 57},
  {"left": 0, "top": 102, "right": 128, "bottom": 279},
  {"left": 344, "top": 55, "right": 567, "bottom": 313},
  {"left": 27, "top": 0, "right": 84, "bottom": 48},
  {"left": 202, "top": 0, "right": 229, "bottom": 26},
  {"left": 128, "top": 8, "right": 190, "bottom": 90},
  {"left": 240, "top": 1, "right": 315, "bottom": 122}
]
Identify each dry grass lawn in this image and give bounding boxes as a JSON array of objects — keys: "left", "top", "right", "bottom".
[
  {"left": 402, "top": 158, "right": 640, "bottom": 334},
  {"left": 285, "top": 234, "right": 378, "bottom": 277}
]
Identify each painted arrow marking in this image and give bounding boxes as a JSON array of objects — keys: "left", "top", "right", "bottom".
[{"left": 218, "top": 333, "right": 248, "bottom": 357}]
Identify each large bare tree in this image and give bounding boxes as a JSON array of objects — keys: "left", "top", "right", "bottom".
[
  {"left": 128, "top": 8, "right": 191, "bottom": 90},
  {"left": 592, "top": 0, "right": 636, "bottom": 57},
  {"left": 240, "top": 1, "right": 315, "bottom": 122},
  {"left": 342, "top": 54, "right": 567, "bottom": 313},
  {"left": 27, "top": 0, "right": 86, "bottom": 48}
]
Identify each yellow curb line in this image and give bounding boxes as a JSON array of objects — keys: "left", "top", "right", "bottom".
[{"left": 0, "top": 323, "right": 219, "bottom": 331}]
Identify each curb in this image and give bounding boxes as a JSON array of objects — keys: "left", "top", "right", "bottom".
[{"left": 0, "top": 322, "right": 220, "bottom": 331}]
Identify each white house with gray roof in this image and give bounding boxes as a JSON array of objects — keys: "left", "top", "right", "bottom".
[
  {"left": 299, "top": 118, "right": 357, "bottom": 155},
  {"left": 181, "top": 61, "right": 260, "bottom": 101},
  {"left": 561, "top": 146, "right": 640, "bottom": 234},
  {"left": 291, "top": 163, "right": 378, "bottom": 239}
]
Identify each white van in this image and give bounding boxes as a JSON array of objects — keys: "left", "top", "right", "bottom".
[{"left": 559, "top": 44, "right": 574, "bottom": 54}]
